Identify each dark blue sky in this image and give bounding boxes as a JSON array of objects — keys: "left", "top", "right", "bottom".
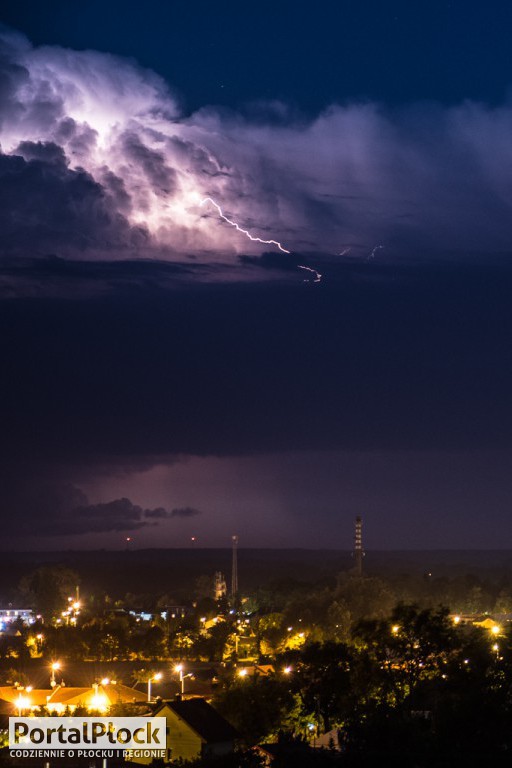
[{"left": 3, "top": 0, "right": 512, "bottom": 112}]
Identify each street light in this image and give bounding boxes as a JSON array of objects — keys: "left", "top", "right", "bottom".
[
  {"left": 174, "top": 664, "right": 192, "bottom": 695},
  {"left": 147, "top": 672, "right": 163, "bottom": 702},
  {"left": 50, "top": 662, "right": 61, "bottom": 687}
]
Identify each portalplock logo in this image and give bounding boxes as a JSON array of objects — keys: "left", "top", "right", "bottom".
[{"left": 9, "top": 716, "right": 166, "bottom": 752}]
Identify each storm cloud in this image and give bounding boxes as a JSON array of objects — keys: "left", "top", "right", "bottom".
[
  {"left": 1, "top": 26, "right": 512, "bottom": 263},
  {"left": 73, "top": 497, "right": 167, "bottom": 535},
  {"left": 0, "top": 472, "right": 178, "bottom": 537},
  {"left": 0, "top": 144, "right": 145, "bottom": 254}
]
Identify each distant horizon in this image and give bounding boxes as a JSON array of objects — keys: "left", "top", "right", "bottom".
[
  {"left": 4, "top": 546, "right": 512, "bottom": 553},
  {"left": 2, "top": 547, "right": 511, "bottom": 604}
]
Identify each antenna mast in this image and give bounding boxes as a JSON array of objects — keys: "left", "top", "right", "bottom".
[{"left": 231, "top": 535, "right": 239, "bottom": 598}]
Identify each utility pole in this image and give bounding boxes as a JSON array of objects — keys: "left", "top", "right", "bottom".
[{"left": 231, "top": 535, "right": 239, "bottom": 599}]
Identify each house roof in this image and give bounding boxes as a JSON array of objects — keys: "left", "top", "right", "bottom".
[
  {"left": 48, "top": 687, "right": 92, "bottom": 704},
  {"left": 103, "top": 683, "right": 148, "bottom": 705},
  {"left": 156, "top": 698, "right": 238, "bottom": 744},
  {"left": 0, "top": 683, "right": 148, "bottom": 710},
  {"left": 240, "top": 664, "right": 274, "bottom": 677},
  {"left": 0, "top": 686, "right": 49, "bottom": 707},
  {"left": 47, "top": 683, "right": 147, "bottom": 706}
]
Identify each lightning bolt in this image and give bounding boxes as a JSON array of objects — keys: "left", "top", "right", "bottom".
[
  {"left": 297, "top": 264, "right": 322, "bottom": 283},
  {"left": 198, "top": 195, "right": 322, "bottom": 283},
  {"left": 199, "top": 197, "right": 290, "bottom": 254},
  {"left": 367, "top": 244, "right": 384, "bottom": 261}
]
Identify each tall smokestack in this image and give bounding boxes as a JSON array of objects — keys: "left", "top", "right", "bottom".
[
  {"left": 353, "top": 516, "right": 364, "bottom": 576},
  {"left": 231, "top": 535, "right": 239, "bottom": 598}
]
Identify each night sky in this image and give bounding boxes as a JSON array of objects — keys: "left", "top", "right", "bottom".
[{"left": 1, "top": 1, "right": 512, "bottom": 549}]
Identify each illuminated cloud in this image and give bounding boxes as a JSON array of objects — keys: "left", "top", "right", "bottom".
[{"left": 1, "top": 27, "right": 512, "bottom": 264}]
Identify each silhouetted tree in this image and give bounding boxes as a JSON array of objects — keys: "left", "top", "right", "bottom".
[{"left": 19, "top": 565, "right": 79, "bottom": 621}]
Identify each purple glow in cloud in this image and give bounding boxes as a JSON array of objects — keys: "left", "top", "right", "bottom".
[{"left": 2, "top": 27, "right": 512, "bottom": 262}]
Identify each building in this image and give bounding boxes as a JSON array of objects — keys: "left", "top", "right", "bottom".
[
  {"left": 214, "top": 572, "right": 227, "bottom": 600},
  {"left": 130, "top": 698, "right": 238, "bottom": 764},
  {"left": 0, "top": 681, "right": 148, "bottom": 716},
  {"left": 165, "top": 605, "right": 189, "bottom": 620},
  {"left": 0, "top": 609, "right": 36, "bottom": 629}
]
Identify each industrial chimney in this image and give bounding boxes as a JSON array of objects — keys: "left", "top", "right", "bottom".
[{"left": 353, "top": 516, "right": 364, "bottom": 576}]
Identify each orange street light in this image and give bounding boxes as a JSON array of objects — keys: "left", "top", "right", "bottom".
[
  {"left": 50, "top": 662, "right": 61, "bottom": 687},
  {"left": 147, "top": 672, "right": 163, "bottom": 701}
]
